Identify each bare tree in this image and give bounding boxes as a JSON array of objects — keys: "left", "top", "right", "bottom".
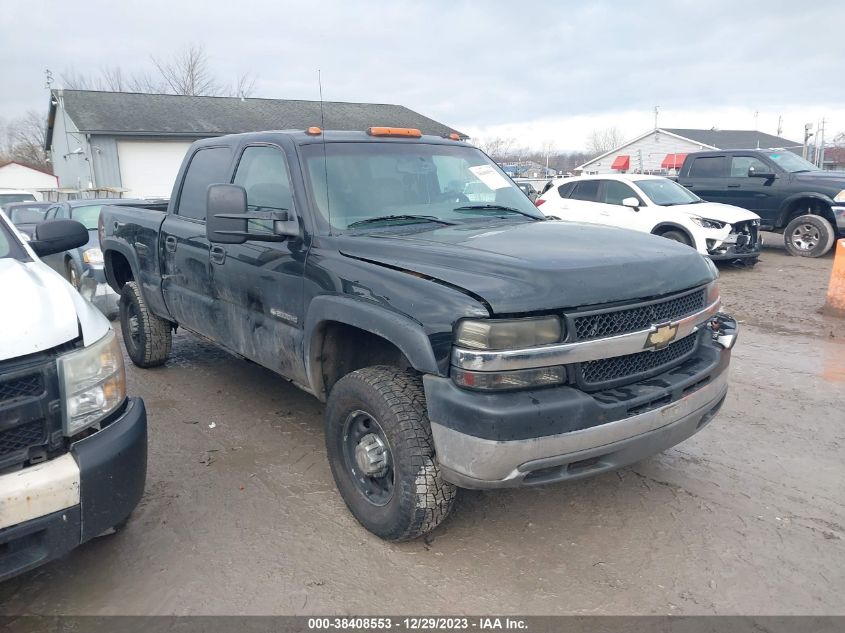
[
  {"left": 0, "top": 111, "right": 50, "bottom": 171},
  {"left": 475, "top": 136, "right": 517, "bottom": 162},
  {"left": 152, "top": 44, "right": 220, "bottom": 96},
  {"left": 586, "top": 126, "right": 625, "bottom": 157},
  {"left": 59, "top": 44, "right": 255, "bottom": 97}
]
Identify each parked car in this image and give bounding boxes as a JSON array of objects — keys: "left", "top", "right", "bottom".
[
  {"left": 676, "top": 149, "right": 845, "bottom": 257},
  {"left": 0, "top": 211, "right": 147, "bottom": 582},
  {"left": 515, "top": 181, "right": 539, "bottom": 202},
  {"left": 40, "top": 199, "right": 168, "bottom": 317},
  {"left": 536, "top": 174, "right": 762, "bottom": 263},
  {"left": 5, "top": 201, "right": 51, "bottom": 238},
  {"left": 100, "top": 128, "right": 737, "bottom": 541},
  {"left": 0, "top": 189, "right": 37, "bottom": 210}
]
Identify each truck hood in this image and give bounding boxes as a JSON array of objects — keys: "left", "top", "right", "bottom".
[
  {"left": 792, "top": 171, "right": 845, "bottom": 190},
  {"left": 0, "top": 257, "right": 109, "bottom": 361},
  {"left": 338, "top": 221, "right": 715, "bottom": 314},
  {"left": 670, "top": 202, "right": 760, "bottom": 224}
]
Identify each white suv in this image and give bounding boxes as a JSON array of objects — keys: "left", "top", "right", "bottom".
[{"left": 536, "top": 175, "right": 762, "bottom": 262}]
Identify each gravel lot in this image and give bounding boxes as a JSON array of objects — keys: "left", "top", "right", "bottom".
[{"left": 2, "top": 241, "right": 843, "bottom": 615}]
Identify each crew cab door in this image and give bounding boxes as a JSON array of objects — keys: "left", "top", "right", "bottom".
[
  {"left": 160, "top": 145, "right": 233, "bottom": 338},
  {"left": 209, "top": 143, "right": 308, "bottom": 383},
  {"left": 678, "top": 155, "right": 728, "bottom": 202},
  {"left": 722, "top": 154, "right": 781, "bottom": 223}
]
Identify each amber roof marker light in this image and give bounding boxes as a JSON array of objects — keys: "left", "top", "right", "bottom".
[{"left": 367, "top": 127, "right": 422, "bottom": 138}]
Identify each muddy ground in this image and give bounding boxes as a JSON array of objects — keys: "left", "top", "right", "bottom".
[{"left": 1, "top": 241, "right": 843, "bottom": 615}]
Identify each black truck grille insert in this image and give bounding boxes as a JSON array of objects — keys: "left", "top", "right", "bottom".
[
  {"left": 572, "top": 289, "right": 706, "bottom": 341},
  {"left": 0, "top": 373, "right": 44, "bottom": 403},
  {"left": 0, "top": 420, "right": 46, "bottom": 458},
  {"left": 580, "top": 333, "right": 698, "bottom": 387}
]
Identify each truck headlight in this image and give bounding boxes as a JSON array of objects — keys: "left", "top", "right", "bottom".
[
  {"left": 690, "top": 217, "right": 726, "bottom": 229},
  {"left": 454, "top": 316, "right": 563, "bottom": 350},
  {"left": 82, "top": 248, "right": 103, "bottom": 265},
  {"left": 834, "top": 190, "right": 845, "bottom": 203},
  {"left": 58, "top": 329, "right": 126, "bottom": 436}
]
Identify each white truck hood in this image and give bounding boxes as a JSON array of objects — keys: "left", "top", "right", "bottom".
[
  {"left": 0, "top": 257, "right": 109, "bottom": 361},
  {"left": 672, "top": 202, "right": 760, "bottom": 224}
]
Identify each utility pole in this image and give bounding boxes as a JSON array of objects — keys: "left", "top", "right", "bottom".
[
  {"left": 653, "top": 105, "right": 660, "bottom": 130},
  {"left": 818, "top": 118, "right": 827, "bottom": 168},
  {"left": 754, "top": 111, "right": 759, "bottom": 131},
  {"left": 803, "top": 123, "right": 814, "bottom": 160},
  {"left": 776, "top": 115, "right": 783, "bottom": 137}
]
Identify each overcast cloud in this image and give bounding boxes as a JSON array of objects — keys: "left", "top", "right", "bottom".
[{"left": 3, "top": 0, "right": 844, "bottom": 150}]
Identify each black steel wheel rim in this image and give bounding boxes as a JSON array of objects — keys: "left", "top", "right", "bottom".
[{"left": 341, "top": 410, "right": 395, "bottom": 506}]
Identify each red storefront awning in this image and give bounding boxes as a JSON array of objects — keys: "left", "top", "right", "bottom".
[
  {"left": 661, "top": 153, "right": 687, "bottom": 169},
  {"left": 611, "top": 155, "right": 630, "bottom": 171}
]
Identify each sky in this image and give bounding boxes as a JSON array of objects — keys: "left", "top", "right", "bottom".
[{"left": 2, "top": 0, "right": 844, "bottom": 151}]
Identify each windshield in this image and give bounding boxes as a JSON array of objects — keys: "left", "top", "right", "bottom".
[
  {"left": 766, "top": 152, "right": 818, "bottom": 173},
  {"left": 635, "top": 178, "right": 701, "bottom": 206},
  {"left": 0, "top": 217, "right": 28, "bottom": 261},
  {"left": 0, "top": 193, "right": 37, "bottom": 209},
  {"left": 70, "top": 205, "right": 102, "bottom": 230},
  {"left": 9, "top": 205, "right": 48, "bottom": 224},
  {"left": 301, "top": 142, "right": 543, "bottom": 232}
]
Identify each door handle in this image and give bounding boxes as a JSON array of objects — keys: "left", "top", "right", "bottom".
[
  {"left": 164, "top": 235, "right": 177, "bottom": 252},
  {"left": 727, "top": 184, "right": 741, "bottom": 189},
  {"left": 210, "top": 245, "right": 226, "bottom": 265}
]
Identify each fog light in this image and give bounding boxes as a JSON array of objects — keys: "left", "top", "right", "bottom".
[{"left": 452, "top": 366, "right": 566, "bottom": 391}]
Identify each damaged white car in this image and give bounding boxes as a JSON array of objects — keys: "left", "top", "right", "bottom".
[{"left": 536, "top": 174, "right": 762, "bottom": 263}]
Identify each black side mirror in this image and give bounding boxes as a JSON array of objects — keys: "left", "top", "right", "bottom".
[
  {"left": 206, "top": 183, "right": 299, "bottom": 244},
  {"left": 29, "top": 219, "right": 88, "bottom": 257},
  {"left": 748, "top": 166, "right": 775, "bottom": 179},
  {"left": 207, "top": 184, "right": 248, "bottom": 244}
]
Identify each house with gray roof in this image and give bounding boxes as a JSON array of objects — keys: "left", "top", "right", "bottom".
[
  {"left": 46, "top": 89, "right": 465, "bottom": 198},
  {"left": 576, "top": 127, "right": 802, "bottom": 175}
]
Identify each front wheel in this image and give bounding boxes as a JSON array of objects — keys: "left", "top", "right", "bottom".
[
  {"left": 66, "top": 259, "right": 82, "bottom": 289},
  {"left": 783, "top": 214, "right": 835, "bottom": 257},
  {"left": 659, "top": 229, "right": 692, "bottom": 247},
  {"left": 324, "top": 366, "right": 457, "bottom": 541}
]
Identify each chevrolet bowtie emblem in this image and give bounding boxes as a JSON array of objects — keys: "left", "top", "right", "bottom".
[{"left": 646, "top": 323, "right": 678, "bottom": 350}]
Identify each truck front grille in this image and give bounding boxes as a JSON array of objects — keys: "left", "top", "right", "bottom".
[
  {"left": 0, "top": 355, "right": 62, "bottom": 472},
  {"left": 0, "top": 373, "right": 45, "bottom": 403},
  {"left": 578, "top": 332, "right": 698, "bottom": 389},
  {"left": 0, "top": 420, "right": 46, "bottom": 459},
  {"left": 572, "top": 288, "right": 705, "bottom": 341}
]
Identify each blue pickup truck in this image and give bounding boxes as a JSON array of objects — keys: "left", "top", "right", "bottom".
[{"left": 677, "top": 149, "right": 845, "bottom": 257}]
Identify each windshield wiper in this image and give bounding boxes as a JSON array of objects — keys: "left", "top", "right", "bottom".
[
  {"left": 453, "top": 204, "right": 539, "bottom": 219},
  {"left": 346, "top": 214, "right": 456, "bottom": 229}
]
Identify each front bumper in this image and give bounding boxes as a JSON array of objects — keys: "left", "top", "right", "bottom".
[
  {"left": 0, "top": 398, "right": 147, "bottom": 582},
  {"left": 426, "top": 317, "right": 737, "bottom": 489},
  {"left": 833, "top": 205, "right": 845, "bottom": 233}
]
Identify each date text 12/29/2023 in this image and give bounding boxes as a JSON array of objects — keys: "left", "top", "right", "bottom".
[{"left": 307, "top": 617, "right": 528, "bottom": 631}]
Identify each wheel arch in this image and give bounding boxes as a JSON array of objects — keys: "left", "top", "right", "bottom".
[
  {"left": 651, "top": 222, "right": 696, "bottom": 246},
  {"left": 777, "top": 193, "right": 836, "bottom": 228},
  {"left": 304, "top": 296, "right": 441, "bottom": 401}
]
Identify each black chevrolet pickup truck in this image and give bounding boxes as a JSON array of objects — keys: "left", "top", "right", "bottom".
[
  {"left": 677, "top": 149, "right": 845, "bottom": 257},
  {"left": 101, "top": 127, "right": 738, "bottom": 540}
]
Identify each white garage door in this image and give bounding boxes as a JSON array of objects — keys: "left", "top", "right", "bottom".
[{"left": 117, "top": 141, "right": 193, "bottom": 199}]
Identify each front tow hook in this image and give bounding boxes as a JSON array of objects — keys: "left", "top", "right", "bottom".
[{"left": 708, "top": 313, "right": 739, "bottom": 349}]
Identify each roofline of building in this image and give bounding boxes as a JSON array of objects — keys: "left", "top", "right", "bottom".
[
  {"left": 575, "top": 128, "right": 719, "bottom": 171},
  {"left": 0, "top": 160, "right": 57, "bottom": 179}
]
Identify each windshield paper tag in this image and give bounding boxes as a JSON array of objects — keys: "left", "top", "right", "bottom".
[{"left": 469, "top": 165, "right": 511, "bottom": 190}]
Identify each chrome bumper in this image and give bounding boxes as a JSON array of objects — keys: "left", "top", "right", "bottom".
[{"left": 433, "top": 371, "right": 729, "bottom": 489}]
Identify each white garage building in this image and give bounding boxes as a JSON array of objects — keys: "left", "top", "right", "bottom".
[
  {"left": 576, "top": 128, "right": 801, "bottom": 175},
  {"left": 46, "top": 89, "right": 465, "bottom": 198},
  {"left": 0, "top": 161, "right": 58, "bottom": 194}
]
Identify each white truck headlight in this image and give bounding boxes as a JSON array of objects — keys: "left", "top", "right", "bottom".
[
  {"left": 455, "top": 316, "right": 563, "bottom": 350},
  {"left": 834, "top": 190, "right": 845, "bottom": 203},
  {"left": 58, "top": 329, "right": 127, "bottom": 436},
  {"left": 82, "top": 248, "right": 103, "bottom": 265}
]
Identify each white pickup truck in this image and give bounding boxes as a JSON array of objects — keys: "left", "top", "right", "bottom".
[{"left": 0, "top": 212, "right": 147, "bottom": 581}]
